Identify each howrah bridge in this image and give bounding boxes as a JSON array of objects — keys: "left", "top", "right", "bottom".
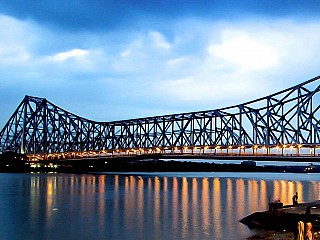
[{"left": 1, "top": 75, "right": 320, "bottom": 162}]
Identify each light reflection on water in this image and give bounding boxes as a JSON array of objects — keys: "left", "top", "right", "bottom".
[{"left": 0, "top": 173, "right": 319, "bottom": 240}]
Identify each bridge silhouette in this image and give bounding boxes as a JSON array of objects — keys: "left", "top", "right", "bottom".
[{"left": 1, "top": 75, "right": 320, "bottom": 162}]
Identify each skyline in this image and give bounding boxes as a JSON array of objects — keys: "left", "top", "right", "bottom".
[{"left": 1, "top": 1, "right": 320, "bottom": 127}]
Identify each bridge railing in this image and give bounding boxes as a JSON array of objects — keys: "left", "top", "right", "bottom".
[{"left": 25, "top": 144, "right": 320, "bottom": 161}]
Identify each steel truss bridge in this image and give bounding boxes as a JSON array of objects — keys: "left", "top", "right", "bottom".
[{"left": 1, "top": 76, "right": 320, "bottom": 161}]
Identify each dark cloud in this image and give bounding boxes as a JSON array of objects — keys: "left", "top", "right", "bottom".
[{"left": 0, "top": 0, "right": 320, "bottom": 31}]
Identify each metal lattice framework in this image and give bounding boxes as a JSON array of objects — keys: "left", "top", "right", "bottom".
[{"left": 1, "top": 75, "right": 320, "bottom": 158}]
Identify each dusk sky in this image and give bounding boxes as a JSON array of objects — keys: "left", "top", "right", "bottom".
[{"left": 1, "top": 1, "right": 320, "bottom": 127}]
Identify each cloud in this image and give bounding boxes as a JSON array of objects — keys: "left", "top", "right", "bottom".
[
  {"left": 1, "top": 1, "right": 320, "bottom": 32},
  {"left": 48, "top": 49, "right": 89, "bottom": 62},
  {"left": 1, "top": 13, "right": 320, "bottom": 128},
  {"left": 167, "top": 57, "right": 186, "bottom": 67},
  {"left": 149, "top": 19, "right": 320, "bottom": 111},
  {"left": 208, "top": 31, "right": 279, "bottom": 71},
  {"left": 0, "top": 15, "right": 33, "bottom": 64},
  {"left": 149, "top": 31, "right": 171, "bottom": 50}
]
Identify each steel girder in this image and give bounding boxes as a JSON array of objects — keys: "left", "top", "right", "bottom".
[{"left": 1, "top": 76, "right": 320, "bottom": 154}]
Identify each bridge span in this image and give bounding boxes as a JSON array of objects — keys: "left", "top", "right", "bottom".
[{"left": 1, "top": 75, "right": 320, "bottom": 162}]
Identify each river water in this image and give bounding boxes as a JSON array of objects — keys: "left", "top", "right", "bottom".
[{"left": 0, "top": 172, "right": 319, "bottom": 240}]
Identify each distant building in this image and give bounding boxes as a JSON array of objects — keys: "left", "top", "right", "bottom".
[{"left": 241, "top": 160, "right": 256, "bottom": 166}]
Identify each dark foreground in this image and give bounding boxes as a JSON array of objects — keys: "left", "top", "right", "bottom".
[
  {"left": 242, "top": 201, "right": 320, "bottom": 239},
  {"left": 248, "top": 231, "right": 320, "bottom": 239}
]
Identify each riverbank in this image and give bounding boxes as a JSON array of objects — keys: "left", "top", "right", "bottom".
[
  {"left": 1, "top": 151, "right": 320, "bottom": 173},
  {"left": 1, "top": 158, "right": 320, "bottom": 173}
]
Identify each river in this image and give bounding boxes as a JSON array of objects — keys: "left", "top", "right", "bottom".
[{"left": 0, "top": 172, "right": 319, "bottom": 239}]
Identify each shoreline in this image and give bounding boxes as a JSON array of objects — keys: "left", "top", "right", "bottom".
[
  {"left": 1, "top": 159, "right": 319, "bottom": 174},
  {"left": 1, "top": 152, "right": 320, "bottom": 173}
]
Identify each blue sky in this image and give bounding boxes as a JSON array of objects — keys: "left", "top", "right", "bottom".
[{"left": 1, "top": 1, "right": 320, "bottom": 127}]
